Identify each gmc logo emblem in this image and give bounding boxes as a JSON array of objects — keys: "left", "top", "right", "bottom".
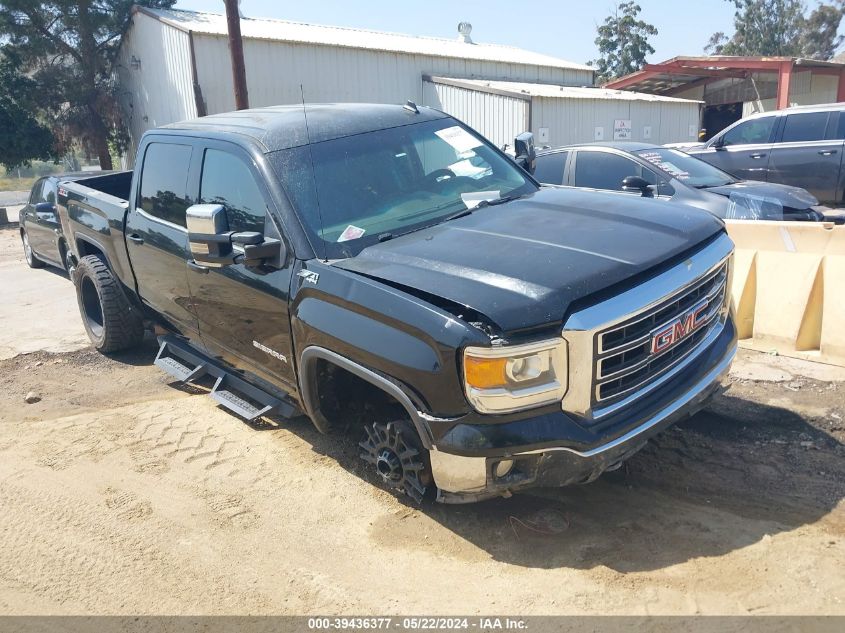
[{"left": 650, "top": 299, "right": 710, "bottom": 355}]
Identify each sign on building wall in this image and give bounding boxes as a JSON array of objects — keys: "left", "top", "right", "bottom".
[{"left": 613, "top": 119, "right": 632, "bottom": 140}]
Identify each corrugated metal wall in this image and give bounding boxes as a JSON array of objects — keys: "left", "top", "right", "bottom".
[
  {"left": 117, "top": 13, "right": 197, "bottom": 163},
  {"left": 420, "top": 79, "right": 701, "bottom": 148},
  {"left": 191, "top": 32, "right": 590, "bottom": 113},
  {"left": 742, "top": 73, "right": 839, "bottom": 116},
  {"left": 422, "top": 80, "right": 529, "bottom": 148},
  {"left": 119, "top": 12, "right": 593, "bottom": 155},
  {"left": 531, "top": 97, "right": 701, "bottom": 146}
]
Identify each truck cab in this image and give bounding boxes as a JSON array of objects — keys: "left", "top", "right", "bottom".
[{"left": 57, "top": 104, "right": 737, "bottom": 504}]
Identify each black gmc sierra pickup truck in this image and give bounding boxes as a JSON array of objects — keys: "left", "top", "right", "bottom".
[{"left": 57, "top": 103, "right": 737, "bottom": 503}]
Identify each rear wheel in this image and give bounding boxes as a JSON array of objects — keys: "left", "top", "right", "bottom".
[
  {"left": 21, "top": 230, "right": 45, "bottom": 269},
  {"left": 74, "top": 255, "right": 144, "bottom": 352}
]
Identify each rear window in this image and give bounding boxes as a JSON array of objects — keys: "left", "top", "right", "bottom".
[
  {"left": 781, "top": 111, "right": 829, "bottom": 143},
  {"left": 534, "top": 151, "right": 568, "bottom": 185},
  {"left": 138, "top": 143, "right": 192, "bottom": 228}
]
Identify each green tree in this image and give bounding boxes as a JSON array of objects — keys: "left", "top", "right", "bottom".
[
  {"left": 705, "top": 0, "right": 845, "bottom": 60},
  {"left": 0, "top": 1, "right": 175, "bottom": 170},
  {"left": 0, "top": 50, "right": 55, "bottom": 169},
  {"left": 801, "top": 1, "right": 845, "bottom": 59},
  {"left": 590, "top": 2, "right": 658, "bottom": 84}
]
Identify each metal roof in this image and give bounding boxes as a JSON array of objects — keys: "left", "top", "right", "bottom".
[
  {"left": 604, "top": 56, "right": 845, "bottom": 95},
  {"left": 136, "top": 7, "right": 592, "bottom": 72},
  {"left": 159, "top": 103, "right": 448, "bottom": 151},
  {"left": 426, "top": 76, "right": 702, "bottom": 103}
]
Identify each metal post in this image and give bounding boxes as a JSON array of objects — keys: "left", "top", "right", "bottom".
[
  {"left": 837, "top": 68, "right": 845, "bottom": 103},
  {"left": 223, "top": 0, "right": 249, "bottom": 110},
  {"left": 776, "top": 61, "right": 793, "bottom": 110}
]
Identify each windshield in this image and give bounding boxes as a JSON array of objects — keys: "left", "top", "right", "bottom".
[
  {"left": 269, "top": 117, "right": 536, "bottom": 258},
  {"left": 635, "top": 147, "right": 737, "bottom": 188}
]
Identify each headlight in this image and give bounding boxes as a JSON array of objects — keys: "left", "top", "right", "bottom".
[{"left": 463, "top": 339, "right": 567, "bottom": 414}]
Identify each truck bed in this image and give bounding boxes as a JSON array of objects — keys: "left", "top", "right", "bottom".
[{"left": 57, "top": 171, "right": 137, "bottom": 287}]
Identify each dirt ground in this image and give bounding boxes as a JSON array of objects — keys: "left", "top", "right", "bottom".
[{"left": 0, "top": 225, "right": 844, "bottom": 615}]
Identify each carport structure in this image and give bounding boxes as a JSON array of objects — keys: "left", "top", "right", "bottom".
[
  {"left": 605, "top": 56, "right": 845, "bottom": 138},
  {"left": 606, "top": 56, "right": 845, "bottom": 109}
]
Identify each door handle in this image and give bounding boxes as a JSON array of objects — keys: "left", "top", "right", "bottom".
[
  {"left": 127, "top": 234, "right": 144, "bottom": 245},
  {"left": 749, "top": 153, "right": 767, "bottom": 159},
  {"left": 187, "top": 260, "right": 209, "bottom": 274},
  {"left": 818, "top": 149, "right": 837, "bottom": 156}
]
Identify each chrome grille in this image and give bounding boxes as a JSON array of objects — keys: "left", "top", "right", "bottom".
[{"left": 593, "top": 260, "right": 729, "bottom": 405}]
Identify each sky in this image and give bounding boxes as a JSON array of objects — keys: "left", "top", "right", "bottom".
[{"left": 172, "top": 0, "right": 742, "bottom": 65}]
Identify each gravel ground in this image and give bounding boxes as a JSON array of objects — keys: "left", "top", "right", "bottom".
[{"left": 0, "top": 226, "right": 843, "bottom": 615}]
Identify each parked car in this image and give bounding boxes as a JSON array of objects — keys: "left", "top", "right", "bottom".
[
  {"left": 57, "top": 104, "right": 736, "bottom": 504},
  {"left": 20, "top": 172, "right": 110, "bottom": 271},
  {"left": 533, "top": 142, "right": 823, "bottom": 221},
  {"left": 683, "top": 103, "right": 845, "bottom": 207}
]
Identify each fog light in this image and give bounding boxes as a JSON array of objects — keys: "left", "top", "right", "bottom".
[{"left": 494, "top": 459, "right": 514, "bottom": 479}]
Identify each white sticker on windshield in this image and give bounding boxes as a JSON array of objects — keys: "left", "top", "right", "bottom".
[
  {"left": 461, "top": 191, "right": 499, "bottom": 210},
  {"left": 337, "top": 225, "right": 366, "bottom": 242},
  {"left": 435, "top": 126, "right": 483, "bottom": 153}
]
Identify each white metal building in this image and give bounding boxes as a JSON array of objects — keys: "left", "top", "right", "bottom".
[
  {"left": 116, "top": 6, "right": 700, "bottom": 162},
  {"left": 422, "top": 76, "right": 703, "bottom": 149}
]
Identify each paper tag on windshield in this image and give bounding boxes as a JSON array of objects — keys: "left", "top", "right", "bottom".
[
  {"left": 435, "top": 126, "right": 483, "bottom": 153},
  {"left": 337, "top": 225, "right": 366, "bottom": 242},
  {"left": 461, "top": 191, "right": 499, "bottom": 210}
]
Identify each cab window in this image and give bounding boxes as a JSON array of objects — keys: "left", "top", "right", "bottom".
[
  {"left": 138, "top": 142, "right": 193, "bottom": 228},
  {"left": 42, "top": 180, "right": 57, "bottom": 204},
  {"left": 574, "top": 151, "right": 642, "bottom": 191},
  {"left": 721, "top": 117, "right": 775, "bottom": 146},
  {"left": 29, "top": 179, "right": 44, "bottom": 204},
  {"left": 199, "top": 149, "right": 267, "bottom": 235}
]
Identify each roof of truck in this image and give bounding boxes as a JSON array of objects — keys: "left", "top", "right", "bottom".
[{"left": 159, "top": 103, "right": 449, "bottom": 152}]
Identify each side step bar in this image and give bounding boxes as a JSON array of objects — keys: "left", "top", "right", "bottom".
[{"left": 154, "top": 335, "right": 300, "bottom": 422}]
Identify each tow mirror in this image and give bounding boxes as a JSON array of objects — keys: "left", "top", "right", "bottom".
[
  {"left": 231, "top": 230, "right": 286, "bottom": 268},
  {"left": 514, "top": 131, "right": 536, "bottom": 174},
  {"left": 621, "top": 176, "right": 655, "bottom": 197},
  {"left": 186, "top": 204, "right": 285, "bottom": 269},
  {"left": 186, "top": 204, "right": 234, "bottom": 267}
]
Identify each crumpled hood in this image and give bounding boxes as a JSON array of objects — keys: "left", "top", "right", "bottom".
[
  {"left": 335, "top": 187, "right": 725, "bottom": 333},
  {"left": 704, "top": 180, "right": 818, "bottom": 210}
]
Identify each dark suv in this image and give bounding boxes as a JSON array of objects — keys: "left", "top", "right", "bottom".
[{"left": 685, "top": 103, "right": 845, "bottom": 207}]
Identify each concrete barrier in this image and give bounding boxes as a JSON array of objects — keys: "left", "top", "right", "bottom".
[{"left": 724, "top": 219, "right": 845, "bottom": 367}]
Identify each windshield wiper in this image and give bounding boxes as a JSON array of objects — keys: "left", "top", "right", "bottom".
[
  {"left": 443, "top": 208, "right": 473, "bottom": 222},
  {"left": 443, "top": 193, "right": 527, "bottom": 222},
  {"left": 474, "top": 193, "right": 527, "bottom": 209}
]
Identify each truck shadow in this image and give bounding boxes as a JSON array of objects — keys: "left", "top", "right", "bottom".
[
  {"left": 104, "top": 341, "right": 843, "bottom": 572},
  {"left": 295, "top": 389, "right": 845, "bottom": 572}
]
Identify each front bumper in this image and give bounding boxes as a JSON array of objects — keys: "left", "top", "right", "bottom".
[{"left": 429, "top": 319, "right": 736, "bottom": 503}]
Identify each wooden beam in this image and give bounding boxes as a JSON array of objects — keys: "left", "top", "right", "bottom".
[{"left": 223, "top": 0, "right": 249, "bottom": 110}]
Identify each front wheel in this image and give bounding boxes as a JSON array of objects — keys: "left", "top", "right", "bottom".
[
  {"left": 21, "top": 230, "right": 45, "bottom": 269},
  {"left": 359, "top": 420, "right": 432, "bottom": 503},
  {"left": 73, "top": 255, "right": 144, "bottom": 352}
]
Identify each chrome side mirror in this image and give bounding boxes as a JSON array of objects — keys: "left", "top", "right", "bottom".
[{"left": 186, "top": 204, "right": 234, "bottom": 267}]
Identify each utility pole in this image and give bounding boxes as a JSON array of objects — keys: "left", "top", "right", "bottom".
[{"left": 223, "top": 0, "right": 249, "bottom": 110}]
